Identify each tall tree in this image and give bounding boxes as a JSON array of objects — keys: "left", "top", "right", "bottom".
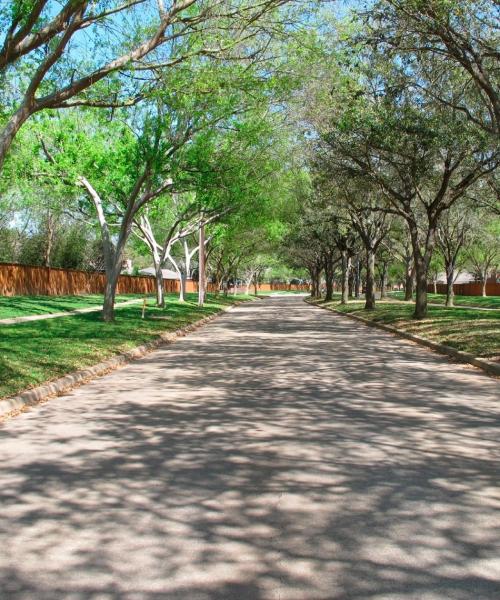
[
  {"left": 309, "top": 54, "right": 497, "bottom": 317},
  {"left": 0, "top": 0, "right": 293, "bottom": 176},
  {"left": 435, "top": 204, "right": 473, "bottom": 306},
  {"left": 366, "top": 0, "right": 500, "bottom": 135}
]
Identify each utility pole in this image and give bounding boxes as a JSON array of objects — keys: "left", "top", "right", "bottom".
[{"left": 198, "top": 224, "right": 205, "bottom": 306}]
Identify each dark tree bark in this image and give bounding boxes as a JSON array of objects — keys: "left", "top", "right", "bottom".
[
  {"left": 348, "top": 270, "right": 354, "bottom": 298},
  {"left": 379, "top": 260, "right": 389, "bottom": 299},
  {"left": 404, "top": 266, "right": 414, "bottom": 301},
  {"left": 414, "top": 255, "right": 430, "bottom": 320},
  {"left": 365, "top": 249, "right": 376, "bottom": 310},
  {"left": 354, "top": 259, "right": 361, "bottom": 298}
]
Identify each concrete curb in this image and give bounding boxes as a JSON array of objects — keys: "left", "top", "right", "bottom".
[
  {"left": 0, "top": 303, "right": 237, "bottom": 421},
  {"left": 305, "top": 299, "right": 500, "bottom": 378}
]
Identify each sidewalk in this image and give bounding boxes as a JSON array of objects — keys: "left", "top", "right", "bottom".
[{"left": 0, "top": 298, "right": 144, "bottom": 325}]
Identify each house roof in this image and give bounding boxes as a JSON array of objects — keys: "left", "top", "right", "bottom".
[
  {"left": 139, "top": 267, "right": 180, "bottom": 280},
  {"left": 436, "top": 271, "right": 476, "bottom": 284}
]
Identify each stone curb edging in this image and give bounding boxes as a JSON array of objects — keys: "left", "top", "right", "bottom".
[
  {"left": 0, "top": 304, "right": 237, "bottom": 421},
  {"left": 305, "top": 299, "right": 500, "bottom": 378}
]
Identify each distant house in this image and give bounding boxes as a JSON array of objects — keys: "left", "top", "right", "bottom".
[
  {"left": 436, "top": 271, "right": 477, "bottom": 284},
  {"left": 139, "top": 267, "right": 180, "bottom": 280}
]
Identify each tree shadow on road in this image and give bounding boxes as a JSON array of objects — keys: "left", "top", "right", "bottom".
[{"left": 0, "top": 298, "right": 499, "bottom": 599}]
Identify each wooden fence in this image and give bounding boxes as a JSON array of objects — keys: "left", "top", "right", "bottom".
[
  {"left": 0, "top": 263, "right": 222, "bottom": 297},
  {"left": 0, "top": 263, "right": 163, "bottom": 296},
  {"left": 0, "top": 263, "right": 312, "bottom": 297},
  {"left": 428, "top": 281, "right": 500, "bottom": 297},
  {"left": 269, "top": 283, "right": 310, "bottom": 292}
]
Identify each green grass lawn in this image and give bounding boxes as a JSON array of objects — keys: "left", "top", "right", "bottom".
[
  {"left": 0, "top": 293, "right": 152, "bottom": 320},
  {"left": 312, "top": 297, "right": 500, "bottom": 361},
  {"left": 388, "top": 291, "right": 500, "bottom": 309},
  {"left": 0, "top": 292, "right": 250, "bottom": 399}
]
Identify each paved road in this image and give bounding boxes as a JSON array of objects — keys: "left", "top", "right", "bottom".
[{"left": 1, "top": 296, "right": 499, "bottom": 600}]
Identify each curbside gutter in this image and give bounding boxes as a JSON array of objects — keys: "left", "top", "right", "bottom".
[
  {"left": 0, "top": 304, "right": 237, "bottom": 421},
  {"left": 306, "top": 299, "right": 500, "bottom": 378}
]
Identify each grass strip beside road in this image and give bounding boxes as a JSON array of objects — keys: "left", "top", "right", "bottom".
[
  {"left": 0, "top": 293, "right": 250, "bottom": 400},
  {"left": 0, "top": 294, "right": 152, "bottom": 320},
  {"left": 311, "top": 298, "right": 500, "bottom": 361},
  {"left": 388, "top": 291, "right": 500, "bottom": 310}
]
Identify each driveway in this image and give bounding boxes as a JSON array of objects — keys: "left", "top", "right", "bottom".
[{"left": 0, "top": 296, "right": 499, "bottom": 599}]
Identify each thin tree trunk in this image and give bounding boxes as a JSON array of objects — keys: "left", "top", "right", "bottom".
[
  {"left": 380, "top": 262, "right": 388, "bottom": 299},
  {"left": 433, "top": 279, "right": 437, "bottom": 294},
  {"left": 445, "top": 264, "right": 454, "bottom": 307},
  {"left": 325, "top": 257, "right": 334, "bottom": 301},
  {"left": 348, "top": 270, "right": 354, "bottom": 298},
  {"left": 214, "top": 276, "right": 221, "bottom": 296},
  {"left": 414, "top": 257, "right": 428, "bottom": 319},
  {"left": 325, "top": 276, "right": 333, "bottom": 301},
  {"left": 154, "top": 262, "right": 164, "bottom": 308},
  {"left": 341, "top": 251, "right": 351, "bottom": 305},
  {"left": 354, "top": 259, "right": 361, "bottom": 298},
  {"left": 179, "top": 272, "right": 186, "bottom": 302},
  {"left": 404, "top": 266, "right": 414, "bottom": 301},
  {"left": 198, "top": 225, "right": 205, "bottom": 306},
  {"left": 365, "top": 249, "right": 376, "bottom": 310},
  {"left": 102, "top": 267, "right": 121, "bottom": 322},
  {"left": 310, "top": 268, "right": 318, "bottom": 297},
  {"left": 482, "top": 276, "right": 487, "bottom": 297},
  {"left": 44, "top": 212, "right": 54, "bottom": 268}
]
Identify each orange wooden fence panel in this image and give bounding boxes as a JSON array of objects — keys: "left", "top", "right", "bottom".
[
  {"left": 0, "top": 263, "right": 315, "bottom": 297},
  {"left": 428, "top": 281, "right": 500, "bottom": 297},
  {"left": 0, "top": 263, "right": 159, "bottom": 296}
]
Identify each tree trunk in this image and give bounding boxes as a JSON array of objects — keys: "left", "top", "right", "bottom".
[
  {"left": 325, "top": 257, "right": 334, "bottom": 301},
  {"left": 213, "top": 276, "right": 221, "bottom": 296},
  {"left": 414, "top": 256, "right": 428, "bottom": 319},
  {"left": 179, "top": 272, "right": 186, "bottom": 302},
  {"left": 404, "top": 266, "right": 414, "bottom": 301},
  {"left": 325, "top": 276, "right": 333, "bottom": 301},
  {"left": 253, "top": 274, "right": 258, "bottom": 296},
  {"left": 380, "top": 262, "right": 388, "bottom": 299},
  {"left": 354, "top": 259, "right": 361, "bottom": 298},
  {"left": 154, "top": 262, "right": 164, "bottom": 308},
  {"left": 365, "top": 249, "right": 376, "bottom": 310},
  {"left": 0, "top": 105, "right": 32, "bottom": 171},
  {"left": 433, "top": 279, "right": 437, "bottom": 294},
  {"left": 198, "top": 225, "right": 205, "bottom": 306},
  {"left": 348, "top": 270, "right": 354, "bottom": 298},
  {"left": 309, "top": 268, "right": 319, "bottom": 297},
  {"left": 341, "top": 251, "right": 351, "bottom": 305},
  {"left": 102, "top": 268, "right": 120, "bottom": 322},
  {"left": 44, "top": 212, "right": 54, "bottom": 268},
  {"left": 482, "top": 275, "right": 487, "bottom": 297},
  {"left": 445, "top": 264, "right": 454, "bottom": 307}
]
